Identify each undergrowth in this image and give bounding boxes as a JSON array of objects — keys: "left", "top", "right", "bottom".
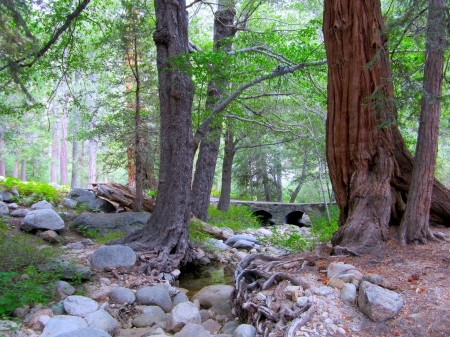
[
  {"left": 0, "top": 176, "right": 63, "bottom": 205},
  {"left": 207, "top": 205, "right": 260, "bottom": 231},
  {"left": 310, "top": 204, "right": 340, "bottom": 242},
  {"left": 0, "top": 219, "right": 63, "bottom": 317}
]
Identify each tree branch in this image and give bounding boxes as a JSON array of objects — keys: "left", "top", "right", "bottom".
[{"left": 0, "top": 0, "right": 91, "bottom": 72}]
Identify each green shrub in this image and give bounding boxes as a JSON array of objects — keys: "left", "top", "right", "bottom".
[
  {"left": 0, "top": 176, "right": 63, "bottom": 205},
  {"left": 0, "top": 266, "right": 59, "bottom": 316},
  {"left": 95, "top": 231, "right": 126, "bottom": 244},
  {"left": 207, "top": 205, "right": 260, "bottom": 231},
  {"left": 260, "top": 226, "right": 315, "bottom": 252},
  {"left": 189, "top": 218, "right": 216, "bottom": 254},
  {"left": 310, "top": 205, "right": 340, "bottom": 242}
]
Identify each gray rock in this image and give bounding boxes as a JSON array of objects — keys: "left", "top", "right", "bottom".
[
  {"left": 0, "top": 190, "right": 15, "bottom": 202},
  {"left": 37, "top": 258, "right": 92, "bottom": 280},
  {"left": 31, "top": 200, "right": 54, "bottom": 210},
  {"left": 358, "top": 281, "right": 403, "bottom": 322},
  {"left": 0, "top": 202, "right": 8, "bottom": 216},
  {"left": 40, "top": 315, "right": 88, "bottom": 337},
  {"left": 296, "top": 296, "right": 309, "bottom": 307},
  {"left": 232, "top": 239, "right": 255, "bottom": 250},
  {"left": 172, "top": 292, "right": 189, "bottom": 308},
  {"left": 167, "top": 301, "right": 202, "bottom": 332},
  {"left": 174, "top": 323, "right": 211, "bottom": 337},
  {"left": 199, "top": 309, "right": 210, "bottom": 322},
  {"left": 52, "top": 302, "right": 66, "bottom": 315},
  {"left": 55, "top": 281, "right": 76, "bottom": 299},
  {"left": 68, "top": 188, "right": 115, "bottom": 212},
  {"left": 233, "top": 324, "right": 256, "bottom": 337},
  {"left": 205, "top": 238, "right": 229, "bottom": 250},
  {"left": 220, "top": 320, "right": 240, "bottom": 335},
  {"left": 254, "top": 228, "right": 272, "bottom": 237},
  {"left": 20, "top": 209, "right": 65, "bottom": 231},
  {"left": 113, "top": 327, "right": 156, "bottom": 337},
  {"left": 40, "top": 230, "right": 60, "bottom": 243},
  {"left": 340, "top": 283, "right": 357, "bottom": 305},
  {"left": 132, "top": 307, "right": 167, "bottom": 329},
  {"left": 91, "top": 245, "right": 137, "bottom": 269},
  {"left": 327, "top": 262, "right": 362, "bottom": 279},
  {"left": 109, "top": 287, "right": 136, "bottom": 304},
  {"left": 192, "top": 285, "right": 234, "bottom": 309},
  {"left": 7, "top": 202, "right": 18, "bottom": 209},
  {"left": 361, "top": 273, "right": 385, "bottom": 286},
  {"left": 72, "top": 212, "right": 151, "bottom": 236},
  {"left": 10, "top": 208, "right": 28, "bottom": 217},
  {"left": 225, "top": 235, "right": 259, "bottom": 246},
  {"left": 55, "top": 327, "right": 112, "bottom": 337},
  {"left": 63, "top": 296, "right": 99, "bottom": 317},
  {"left": 201, "top": 319, "right": 222, "bottom": 334},
  {"left": 210, "top": 300, "right": 231, "bottom": 316},
  {"left": 314, "top": 286, "right": 334, "bottom": 296},
  {"left": 62, "top": 198, "right": 78, "bottom": 208},
  {"left": 0, "top": 193, "right": 2, "bottom": 201},
  {"left": 84, "top": 309, "right": 118, "bottom": 334},
  {"left": 136, "top": 285, "right": 172, "bottom": 313}
]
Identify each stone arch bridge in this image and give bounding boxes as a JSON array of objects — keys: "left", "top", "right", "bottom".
[{"left": 211, "top": 200, "right": 330, "bottom": 226}]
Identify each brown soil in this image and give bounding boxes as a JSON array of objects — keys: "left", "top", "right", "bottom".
[{"left": 331, "top": 226, "right": 450, "bottom": 337}]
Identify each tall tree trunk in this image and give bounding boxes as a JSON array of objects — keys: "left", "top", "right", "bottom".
[
  {"left": 71, "top": 118, "right": 79, "bottom": 188},
  {"left": 324, "top": 0, "right": 450, "bottom": 255},
  {"left": 133, "top": 35, "right": 143, "bottom": 212},
  {"left": 324, "top": 0, "right": 395, "bottom": 254},
  {"left": 113, "top": 0, "right": 195, "bottom": 273},
  {"left": 127, "top": 147, "right": 136, "bottom": 187},
  {"left": 20, "top": 160, "right": 26, "bottom": 181},
  {"left": 13, "top": 156, "right": 19, "bottom": 178},
  {"left": 262, "top": 160, "right": 271, "bottom": 201},
  {"left": 275, "top": 153, "right": 283, "bottom": 202},
  {"left": 88, "top": 74, "right": 98, "bottom": 189},
  {"left": 80, "top": 141, "right": 85, "bottom": 189},
  {"left": 0, "top": 125, "right": 5, "bottom": 176},
  {"left": 60, "top": 107, "right": 69, "bottom": 185},
  {"left": 217, "top": 123, "right": 236, "bottom": 212},
  {"left": 51, "top": 105, "right": 60, "bottom": 184},
  {"left": 399, "top": 0, "right": 446, "bottom": 244},
  {"left": 191, "top": 0, "right": 236, "bottom": 220}
]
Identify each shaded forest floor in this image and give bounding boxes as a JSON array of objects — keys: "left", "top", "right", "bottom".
[{"left": 330, "top": 226, "right": 450, "bottom": 337}]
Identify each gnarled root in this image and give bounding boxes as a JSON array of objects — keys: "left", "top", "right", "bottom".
[{"left": 284, "top": 304, "right": 316, "bottom": 337}]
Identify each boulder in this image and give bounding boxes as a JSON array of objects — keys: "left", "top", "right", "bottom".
[
  {"left": 37, "top": 258, "right": 92, "bottom": 280},
  {"left": 136, "top": 285, "right": 172, "bottom": 313},
  {"left": 84, "top": 309, "right": 118, "bottom": 334},
  {"left": 10, "top": 208, "right": 28, "bottom": 217},
  {"left": 55, "top": 281, "right": 76, "bottom": 299},
  {"left": 358, "top": 281, "right": 403, "bottom": 322},
  {"left": 233, "top": 324, "right": 256, "bottom": 337},
  {"left": 7, "top": 202, "right": 18, "bottom": 209},
  {"left": 225, "top": 235, "right": 259, "bottom": 246},
  {"left": 340, "top": 283, "right": 357, "bottom": 305},
  {"left": 174, "top": 323, "right": 211, "bottom": 337},
  {"left": 40, "top": 230, "right": 60, "bottom": 243},
  {"left": 205, "top": 238, "right": 229, "bottom": 250},
  {"left": 327, "top": 262, "right": 362, "bottom": 279},
  {"left": 63, "top": 296, "right": 99, "bottom": 317},
  {"left": 220, "top": 320, "right": 240, "bottom": 335},
  {"left": 202, "top": 319, "right": 222, "bottom": 334},
  {"left": 232, "top": 240, "right": 256, "bottom": 250},
  {"left": 91, "top": 245, "right": 136, "bottom": 269},
  {"left": 210, "top": 300, "right": 232, "bottom": 316},
  {"left": 192, "top": 285, "right": 234, "bottom": 309},
  {"left": 113, "top": 327, "right": 155, "bottom": 337},
  {"left": 62, "top": 198, "right": 78, "bottom": 208},
  {"left": 0, "top": 190, "right": 16, "bottom": 202},
  {"left": 71, "top": 212, "right": 151, "bottom": 236},
  {"left": 68, "top": 188, "right": 115, "bottom": 212},
  {"left": 40, "top": 315, "right": 88, "bottom": 337},
  {"left": 0, "top": 202, "right": 8, "bottom": 216},
  {"left": 362, "top": 273, "right": 385, "bottom": 286},
  {"left": 20, "top": 209, "right": 65, "bottom": 231},
  {"left": 132, "top": 307, "right": 167, "bottom": 329},
  {"left": 314, "top": 286, "right": 334, "bottom": 296},
  {"left": 30, "top": 200, "right": 54, "bottom": 210},
  {"left": 172, "top": 292, "right": 189, "bottom": 308},
  {"left": 109, "top": 287, "right": 136, "bottom": 304},
  {"left": 167, "top": 301, "right": 202, "bottom": 332},
  {"left": 55, "top": 327, "right": 112, "bottom": 337}
]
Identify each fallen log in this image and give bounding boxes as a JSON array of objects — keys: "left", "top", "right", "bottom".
[{"left": 93, "top": 183, "right": 155, "bottom": 213}]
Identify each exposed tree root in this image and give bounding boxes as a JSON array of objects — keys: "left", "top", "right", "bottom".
[{"left": 284, "top": 304, "right": 316, "bottom": 337}]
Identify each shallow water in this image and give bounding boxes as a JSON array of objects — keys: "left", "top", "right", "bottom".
[{"left": 176, "top": 263, "right": 235, "bottom": 298}]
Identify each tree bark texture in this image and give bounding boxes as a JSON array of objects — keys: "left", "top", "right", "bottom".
[
  {"left": 289, "top": 150, "right": 309, "bottom": 203},
  {"left": 113, "top": 0, "right": 195, "bottom": 273},
  {"left": 51, "top": 105, "right": 59, "bottom": 183},
  {"left": 20, "top": 160, "right": 26, "bottom": 181},
  {"left": 191, "top": 0, "right": 236, "bottom": 220},
  {"left": 399, "top": 0, "right": 446, "bottom": 244},
  {"left": 324, "top": 0, "right": 396, "bottom": 254},
  {"left": 324, "top": 0, "right": 450, "bottom": 255},
  {"left": 88, "top": 74, "right": 98, "bottom": 189},
  {"left": 0, "top": 125, "right": 6, "bottom": 176},
  {"left": 217, "top": 122, "right": 236, "bottom": 211},
  {"left": 13, "top": 157, "right": 19, "bottom": 178}
]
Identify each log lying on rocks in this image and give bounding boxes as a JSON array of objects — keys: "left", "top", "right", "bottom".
[
  {"left": 93, "top": 183, "right": 155, "bottom": 213},
  {"left": 232, "top": 252, "right": 323, "bottom": 337},
  {"left": 191, "top": 217, "right": 233, "bottom": 241}
]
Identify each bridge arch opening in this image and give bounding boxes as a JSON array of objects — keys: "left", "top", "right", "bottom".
[
  {"left": 284, "top": 211, "right": 308, "bottom": 227},
  {"left": 252, "top": 210, "right": 275, "bottom": 226}
]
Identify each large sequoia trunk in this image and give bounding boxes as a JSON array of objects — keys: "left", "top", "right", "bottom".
[
  {"left": 191, "top": 0, "right": 236, "bottom": 220},
  {"left": 324, "top": 0, "right": 450, "bottom": 255},
  {"left": 112, "top": 0, "right": 195, "bottom": 273}
]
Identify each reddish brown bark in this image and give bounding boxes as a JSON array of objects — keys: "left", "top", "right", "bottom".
[
  {"left": 60, "top": 108, "right": 69, "bottom": 185},
  {"left": 398, "top": 0, "right": 446, "bottom": 244}
]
